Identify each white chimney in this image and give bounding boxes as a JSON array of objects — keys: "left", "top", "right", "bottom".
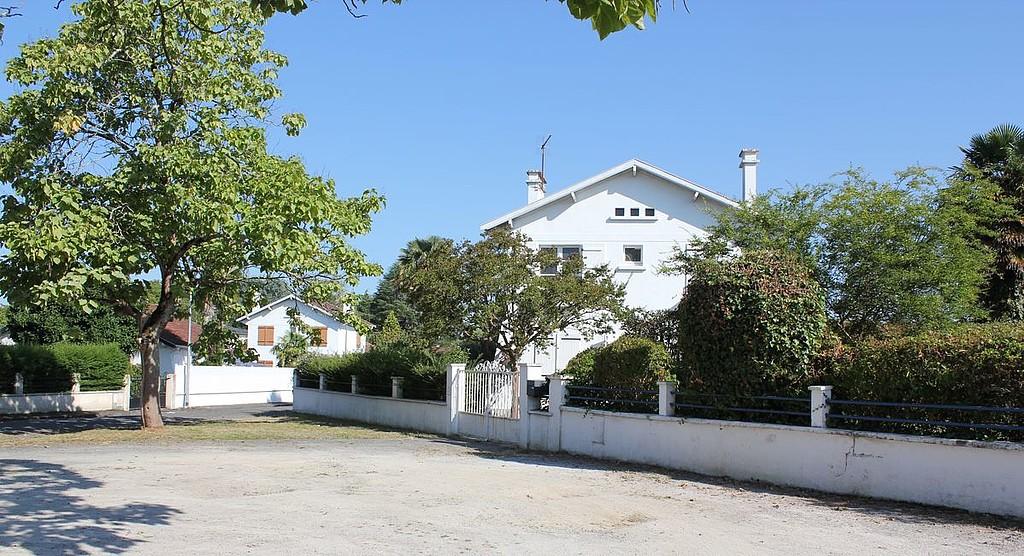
[
  {"left": 526, "top": 170, "right": 546, "bottom": 203},
  {"left": 739, "top": 148, "right": 759, "bottom": 203}
]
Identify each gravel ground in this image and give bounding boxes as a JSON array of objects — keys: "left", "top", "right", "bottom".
[{"left": 2, "top": 435, "right": 1022, "bottom": 555}]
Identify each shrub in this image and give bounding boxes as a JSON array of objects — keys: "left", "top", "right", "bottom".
[
  {"left": 563, "top": 345, "right": 600, "bottom": 383},
  {"left": 0, "top": 343, "right": 129, "bottom": 393},
  {"left": 621, "top": 308, "right": 680, "bottom": 366},
  {"left": 820, "top": 323, "right": 1024, "bottom": 407},
  {"left": 591, "top": 335, "right": 671, "bottom": 389},
  {"left": 677, "top": 250, "right": 827, "bottom": 397}
]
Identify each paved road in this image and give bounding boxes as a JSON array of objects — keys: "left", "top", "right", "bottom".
[
  {"left": 1, "top": 435, "right": 1022, "bottom": 555},
  {"left": 0, "top": 403, "right": 293, "bottom": 436}
]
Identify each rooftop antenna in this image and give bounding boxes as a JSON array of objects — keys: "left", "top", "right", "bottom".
[{"left": 540, "top": 134, "right": 552, "bottom": 179}]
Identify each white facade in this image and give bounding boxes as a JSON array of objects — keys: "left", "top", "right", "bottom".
[
  {"left": 482, "top": 156, "right": 753, "bottom": 372},
  {"left": 237, "top": 295, "right": 365, "bottom": 366}
]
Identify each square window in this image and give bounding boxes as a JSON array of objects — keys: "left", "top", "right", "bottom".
[
  {"left": 645, "top": 208, "right": 655, "bottom": 217},
  {"left": 630, "top": 208, "right": 640, "bottom": 217},
  {"left": 614, "top": 207, "right": 625, "bottom": 217},
  {"left": 624, "top": 246, "right": 643, "bottom": 265},
  {"left": 560, "top": 247, "right": 581, "bottom": 260},
  {"left": 257, "top": 326, "right": 274, "bottom": 346},
  {"left": 540, "top": 247, "right": 558, "bottom": 275}
]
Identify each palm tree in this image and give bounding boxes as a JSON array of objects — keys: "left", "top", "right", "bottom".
[
  {"left": 394, "top": 236, "right": 451, "bottom": 285},
  {"left": 954, "top": 123, "right": 1024, "bottom": 319}
]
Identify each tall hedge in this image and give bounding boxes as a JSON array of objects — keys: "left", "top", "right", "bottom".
[
  {"left": 677, "top": 250, "right": 827, "bottom": 396},
  {"left": 0, "top": 343, "right": 130, "bottom": 393}
]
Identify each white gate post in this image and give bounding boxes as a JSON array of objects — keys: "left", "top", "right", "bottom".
[
  {"left": 446, "top": 363, "right": 466, "bottom": 437},
  {"left": 392, "top": 377, "right": 404, "bottom": 399},
  {"left": 548, "top": 374, "right": 567, "bottom": 452},
  {"left": 658, "top": 380, "right": 676, "bottom": 417},
  {"left": 319, "top": 373, "right": 326, "bottom": 391},
  {"left": 71, "top": 373, "right": 81, "bottom": 394},
  {"left": 122, "top": 374, "right": 132, "bottom": 410},
  {"left": 809, "top": 385, "right": 832, "bottom": 428},
  {"left": 14, "top": 372, "right": 24, "bottom": 395},
  {"left": 518, "top": 363, "right": 541, "bottom": 449},
  {"left": 350, "top": 374, "right": 359, "bottom": 394}
]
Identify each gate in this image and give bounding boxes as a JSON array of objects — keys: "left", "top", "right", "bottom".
[
  {"left": 129, "top": 375, "right": 168, "bottom": 410},
  {"left": 459, "top": 362, "right": 520, "bottom": 441}
]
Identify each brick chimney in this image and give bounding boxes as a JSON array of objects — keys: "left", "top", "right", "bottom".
[
  {"left": 526, "top": 170, "right": 546, "bottom": 204},
  {"left": 739, "top": 148, "right": 759, "bottom": 203}
]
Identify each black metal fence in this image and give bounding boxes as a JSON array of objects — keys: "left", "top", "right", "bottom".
[
  {"left": 564, "top": 385, "right": 659, "bottom": 413},
  {"left": 827, "top": 399, "right": 1024, "bottom": 442},
  {"left": 674, "top": 392, "right": 812, "bottom": 427},
  {"left": 297, "top": 373, "right": 445, "bottom": 402}
]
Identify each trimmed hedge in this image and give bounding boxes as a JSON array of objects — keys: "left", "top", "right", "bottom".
[
  {"left": 563, "top": 345, "right": 599, "bottom": 384},
  {"left": 590, "top": 336, "right": 671, "bottom": 389},
  {"left": 820, "top": 323, "right": 1024, "bottom": 407},
  {"left": 677, "top": 250, "right": 827, "bottom": 397},
  {"left": 0, "top": 343, "right": 130, "bottom": 393},
  {"left": 297, "top": 341, "right": 467, "bottom": 400}
]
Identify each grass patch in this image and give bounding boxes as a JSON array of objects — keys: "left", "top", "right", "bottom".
[{"left": 0, "top": 413, "right": 414, "bottom": 448}]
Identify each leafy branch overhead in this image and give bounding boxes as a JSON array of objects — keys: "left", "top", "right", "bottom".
[{"left": 249, "top": 0, "right": 662, "bottom": 39}]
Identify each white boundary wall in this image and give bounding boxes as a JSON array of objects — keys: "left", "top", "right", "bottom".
[
  {"left": 170, "top": 365, "right": 294, "bottom": 408},
  {"left": 0, "top": 389, "right": 129, "bottom": 414},
  {"left": 293, "top": 364, "right": 1024, "bottom": 518},
  {"left": 293, "top": 387, "right": 450, "bottom": 435}
]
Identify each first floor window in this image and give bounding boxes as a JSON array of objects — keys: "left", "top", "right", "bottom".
[
  {"left": 257, "top": 326, "right": 274, "bottom": 346},
  {"left": 540, "top": 245, "right": 582, "bottom": 275},
  {"left": 624, "top": 245, "right": 643, "bottom": 266}
]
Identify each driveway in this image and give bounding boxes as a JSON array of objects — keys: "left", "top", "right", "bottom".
[{"left": 1, "top": 430, "right": 1021, "bottom": 555}]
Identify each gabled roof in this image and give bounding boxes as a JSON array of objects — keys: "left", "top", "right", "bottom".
[
  {"left": 236, "top": 294, "right": 342, "bottom": 324},
  {"left": 481, "top": 158, "right": 738, "bottom": 231},
  {"left": 160, "top": 317, "right": 201, "bottom": 347}
]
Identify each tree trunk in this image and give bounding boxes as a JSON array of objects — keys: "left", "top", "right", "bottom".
[{"left": 139, "top": 328, "right": 164, "bottom": 428}]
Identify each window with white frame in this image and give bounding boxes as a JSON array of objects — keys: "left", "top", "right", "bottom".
[
  {"left": 540, "top": 245, "right": 582, "bottom": 275},
  {"left": 623, "top": 245, "right": 643, "bottom": 266}
]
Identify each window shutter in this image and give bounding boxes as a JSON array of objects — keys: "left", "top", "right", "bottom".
[{"left": 257, "top": 326, "right": 274, "bottom": 346}]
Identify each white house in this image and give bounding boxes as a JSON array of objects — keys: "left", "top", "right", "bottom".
[
  {"left": 481, "top": 149, "right": 758, "bottom": 373},
  {"left": 236, "top": 294, "right": 366, "bottom": 366}
]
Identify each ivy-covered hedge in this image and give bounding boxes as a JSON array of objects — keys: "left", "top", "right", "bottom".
[
  {"left": 592, "top": 335, "right": 671, "bottom": 389},
  {"left": 677, "top": 250, "right": 827, "bottom": 397},
  {"left": 297, "top": 342, "right": 467, "bottom": 400},
  {"left": 0, "top": 343, "right": 130, "bottom": 393}
]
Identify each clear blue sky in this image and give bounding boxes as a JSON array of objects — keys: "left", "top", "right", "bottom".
[{"left": 3, "top": 1, "right": 1023, "bottom": 292}]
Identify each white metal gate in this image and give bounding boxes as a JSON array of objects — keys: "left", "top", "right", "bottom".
[{"left": 463, "top": 363, "right": 520, "bottom": 419}]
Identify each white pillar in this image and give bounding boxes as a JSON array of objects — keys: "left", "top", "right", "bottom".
[
  {"left": 122, "top": 374, "right": 132, "bottom": 410},
  {"left": 14, "top": 372, "right": 24, "bottom": 395},
  {"left": 318, "top": 373, "right": 326, "bottom": 391},
  {"left": 350, "top": 374, "right": 359, "bottom": 394},
  {"left": 71, "top": 373, "right": 81, "bottom": 394},
  {"left": 446, "top": 363, "right": 466, "bottom": 437},
  {"left": 548, "top": 374, "right": 567, "bottom": 452},
  {"left": 164, "top": 373, "right": 177, "bottom": 409},
  {"left": 658, "top": 380, "right": 676, "bottom": 417},
  {"left": 518, "top": 363, "right": 541, "bottom": 449},
  {"left": 392, "top": 376, "right": 404, "bottom": 399},
  {"left": 809, "top": 385, "right": 832, "bottom": 428},
  {"left": 292, "top": 370, "right": 299, "bottom": 388}
]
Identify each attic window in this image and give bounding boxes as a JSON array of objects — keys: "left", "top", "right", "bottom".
[
  {"left": 630, "top": 208, "right": 640, "bottom": 216},
  {"left": 615, "top": 208, "right": 625, "bottom": 217},
  {"left": 645, "top": 208, "right": 655, "bottom": 217}
]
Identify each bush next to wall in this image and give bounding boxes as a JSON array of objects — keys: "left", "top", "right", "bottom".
[
  {"left": 0, "top": 343, "right": 130, "bottom": 393},
  {"left": 591, "top": 335, "right": 671, "bottom": 389},
  {"left": 820, "top": 323, "right": 1024, "bottom": 407},
  {"left": 297, "top": 341, "right": 467, "bottom": 400},
  {"left": 563, "top": 345, "right": 600, "bottom": 384},
  {"left": 677, "top": 250, "right": 828, "bottom": 397}
]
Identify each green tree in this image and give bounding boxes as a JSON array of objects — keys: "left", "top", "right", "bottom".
[
  {"left": 406, "top": 228, "right": 625, "bottom": 370},
  {"left": 953, "top": 123, "right": 1024, "bottom": 319},
  {"left": 668, "top": 168, "right": 998, "bottom": 338},
  {"left": 394, "top": 236, "right": 450, "bottom": 287},
  {"left": 371, "top": 310, "right": 403, "bottom": 348},
  {"left": 5, "top": 300, "right": 139, "bottom": 354},
  {"left": 0, "top": 0, "right": 382, "bottom": 428},
  {"left": 251, "top": 0, "right": 662, "bottom": 39}
]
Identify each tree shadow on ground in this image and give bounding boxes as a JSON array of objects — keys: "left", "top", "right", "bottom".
[
  {"left": 428, "top": 436, "right": 1024, "bottom": 532},
  {"left": 0, "top": 459, "right": 181, "bottom": 554},
  {"left": 0, "top": 414, "right": 208, "bottom": 436}
]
